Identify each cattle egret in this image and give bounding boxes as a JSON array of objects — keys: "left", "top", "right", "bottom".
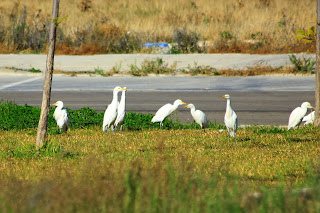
[
  {"left": 288, "top": 102, "right": 314, "bottom": 130},
  {"left": 184, "top": 103, "right": 208, "bottom": 132},
  {"left": 52, "top": 101, "right": 69, "bottom": 133},
  {"left": 151, "top": 99, "right": 186, "bottom": 128},
  {"left": 302, "top": 111, "right": 315, "bottom": 125},
  {"left": 221, "top": 94, "right": 238, "bottom": 143},
  {"left": 114, "top": 87, "right": 127, "bottom": 133},
  {"left": 103, "top": 86, "right": 125, "bottom": 134}
]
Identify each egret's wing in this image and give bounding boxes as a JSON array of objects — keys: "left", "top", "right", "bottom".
[
  {"left": 115, "top": 111, "right": 126, "bottom": 126},
  {"left": 224, "top": 110, "right": 237, "bottom": 128},
  {"left": 233, "top": 112, "right": 238, "bottom": 132},
  {"left": 302, "top": 111, "right": 314, "bottom": 121},
  {"left": 56, "top": 109, "right": 69, "bottom": 129},
  {"left": 103, "top": 104, "right": 118, "bottom": 129},
  {"left": 152, "top": 103, "right": 172, "bottom": 122},
  {"left": 303, "top": 111, "right": 314, "bottom": 125},
  {"left": 194, "top": 110, "right": 208, "bottom": 128},
  {"left": 288, "top": 107, "right": 305, "bottom": 129},
  {"left": 63, "top": 109, "right": 69, "bottom": 128},
  {"left": 61, "top": 110, "right": 69, "bottom": 132}
]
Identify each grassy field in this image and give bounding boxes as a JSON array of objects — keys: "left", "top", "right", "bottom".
[
  {"left": 1, "top": 101, "right": 320, "bottom": 212},
  {"left": 0, "top": 126, "right": 320, "bottom": 212},
  {"left": 0, "top": 0, "right": 315, "bottom": 54}
]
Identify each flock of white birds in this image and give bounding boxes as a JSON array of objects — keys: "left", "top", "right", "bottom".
[{"left": 52, "top": 86, "right": 315, "bottom": 143}]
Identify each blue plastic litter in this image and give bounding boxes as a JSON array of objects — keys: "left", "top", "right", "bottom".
[{"left": 143, "top": 43, "right": 169, "bottom": 48}]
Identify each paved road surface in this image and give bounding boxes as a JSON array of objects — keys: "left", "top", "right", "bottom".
[
  {"left": 0, "top": 53, "right": 316, "bottom": 126},
  {"left": 0, "top": 75, "right": 315, "bottom": 91}
]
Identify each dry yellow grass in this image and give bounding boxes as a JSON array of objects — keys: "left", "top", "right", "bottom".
[{"left": 0, "top": 0, "right": 316, "bottom": 53}]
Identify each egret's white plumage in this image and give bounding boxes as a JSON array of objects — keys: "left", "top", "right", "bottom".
[
  {"left": 151, "top": 99, "right": 186, "bottom": 128},
  {"left": 184, "top": 103, "right": 208, "bottom": 131},
  {"left": 288, "top": 102, "right": 314, "bottom": 130},
  {"left": 221, "top": 94, "right": 238, "bottom": 143},
  {"left": 52, "top": 101, "right": 69, "bottom": 133},
  {"left": 114, "top": 87, "right": 127, "bottom": 133},
  {"left": 103, "top": 86, "right": 125, "bottom": 134},
  {"left": 302, "top": 111, "right": 315, "bottom": 125}
]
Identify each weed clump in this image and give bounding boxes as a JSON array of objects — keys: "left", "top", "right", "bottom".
[
  {"left": 170, "top": 27, "right": 204, "bottom": 53},
  {"left": 130, "top": 58, "right": 176, "bottom": 76},
  {"left": 289, "top": 54, "right": 315, "bottom": 74},
  {"left": 182, "top": 62, "right": 218, "bottom": 76}
]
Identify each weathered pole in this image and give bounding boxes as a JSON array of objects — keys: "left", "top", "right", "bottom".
[
  {"left": 315, "top": 0, "right": 320, "bottom": 126},
  {"left": 36, "top": 0, "right": 60, "bottom": 147}
]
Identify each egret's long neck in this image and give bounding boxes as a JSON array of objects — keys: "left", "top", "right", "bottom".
[
  {"left": 120, "top": 91, "right": 126, "bottom": 104},
  {"left": 57, "top": 104, "right": 63, "bottom": 110},
  {"left": 226, "top": 98, "right": 232, "bottom": 117},
  {"left": 111, "top": 91, "right": 119, "bottom": 105},
  {"left": 172, "top": 103, "right": 180, "bottom": 111},
  {"left": 190, "top": 106, "right": 196, "bottom": 114},
  {"left": 302, "top": 106, "right": 308, "bottom": 114}
]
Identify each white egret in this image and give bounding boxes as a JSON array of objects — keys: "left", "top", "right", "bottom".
[
  {"left": 114, "top": 87, "right": 127, "bottom": 133},
  {"left": 221, "top": 94, "right": 238, "bottom": 143},
  {"left": 151, "top": 99, "right": 186, "bottom": 128},
  {"left": 52, "top": 101, "right": 69, "bottom": 133},
  {"left": 288, "top": 102, "right": 314, "bottom": 130},
  {"left": 103, "top": 86, "right": 125, "bottom": 134},
  {"left": 302, "top": 111, "right": 315, "bottom": 125},
  {"left": 184, "top": 103, "right": 208, "bottom": 132}
]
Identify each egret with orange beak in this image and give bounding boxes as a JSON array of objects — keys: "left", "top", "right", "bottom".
[
  {"left": 288, "top": 102, "right": 314, "bottom": 130},
  {"left": 152, "top": 99, "right": 186, "bottom": 128},
  {"left": 184, "top": 103, "right": 208, "bottom": 132},
  {"left": 52, "top": 101, "right": 69, "bottom": 133},
  {"left": 221, "top": 94, "right": 237, "bottom": 143}
]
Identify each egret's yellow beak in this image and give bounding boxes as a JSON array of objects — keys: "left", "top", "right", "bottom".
[
  {"left": 310, "top": 105, "right": 315, "bottom": 109},
  {"left": 122, "top": 87, "right": 127, "bottom": 91},
  {"left": 181, "top": 102, "right": 187, "bottom": 105},
  {"left": 184, "top": 105, "right": 189, "bottom": 108},
  {"left": 52, "top": 103, "right": 57, "bottom": 106},
  {"left": 221, "top": 95, "right": 226, "bottom": 98}
]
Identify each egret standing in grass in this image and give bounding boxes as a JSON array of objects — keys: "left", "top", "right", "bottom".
[
  {"left": 151, "top": 99, "right": 186, "bottom": 128},
  {"left": 288, "top": 102, "right": 314, "bottom": 130},
  {"left": 184, "top": 103, "right": 208, "bottom": 132},
  {"left": 221, "top": 94, "right": 238, "bottom": 143},
  {"left": 114, "top": 87, "right": 127, "bottom": 133},
  {"left": 52, "top": 101, "right": 69, "bottom": 133},
  {"left": 303, "top": 111, "right": 315, "bottom": 125},
  {"left": 103, "top": 86, "right": 125, "bottom": 134}
]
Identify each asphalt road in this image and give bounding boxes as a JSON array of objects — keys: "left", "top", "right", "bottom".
[
  {"left": 0, "top": 53, "right": 316, "bottom": 126},
  {"left": 0, "top": 75, "right": 315, "bottom": 126},
  {"left": 0, "top": 75, "right": 315, "bottom": 91}
]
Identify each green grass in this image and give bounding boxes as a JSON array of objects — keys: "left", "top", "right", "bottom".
[
  {"left": 94, "top": 67, "right": 111, "bottom": 76},
  {"left": 0, "top": 101, "right": 224, "bottom": 131},
  {"left": 1, "top": 101, "right": 320, "bottom": 212},
  {"left": 0, "top": 127, "right": 319, "bottom": 212},
  {"left": 289, "top": 54, "right": 315, "bottom": 74},
  {"left": 28, "top": 67, "right": 42, "bottom": 73}
]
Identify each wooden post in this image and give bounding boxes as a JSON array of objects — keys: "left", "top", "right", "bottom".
[
  {"left": 36, "top": 0, "right": 60, "bottom": 147},
  {"left": 315, "top": 0, "right": 320, "bottom": 126}
]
